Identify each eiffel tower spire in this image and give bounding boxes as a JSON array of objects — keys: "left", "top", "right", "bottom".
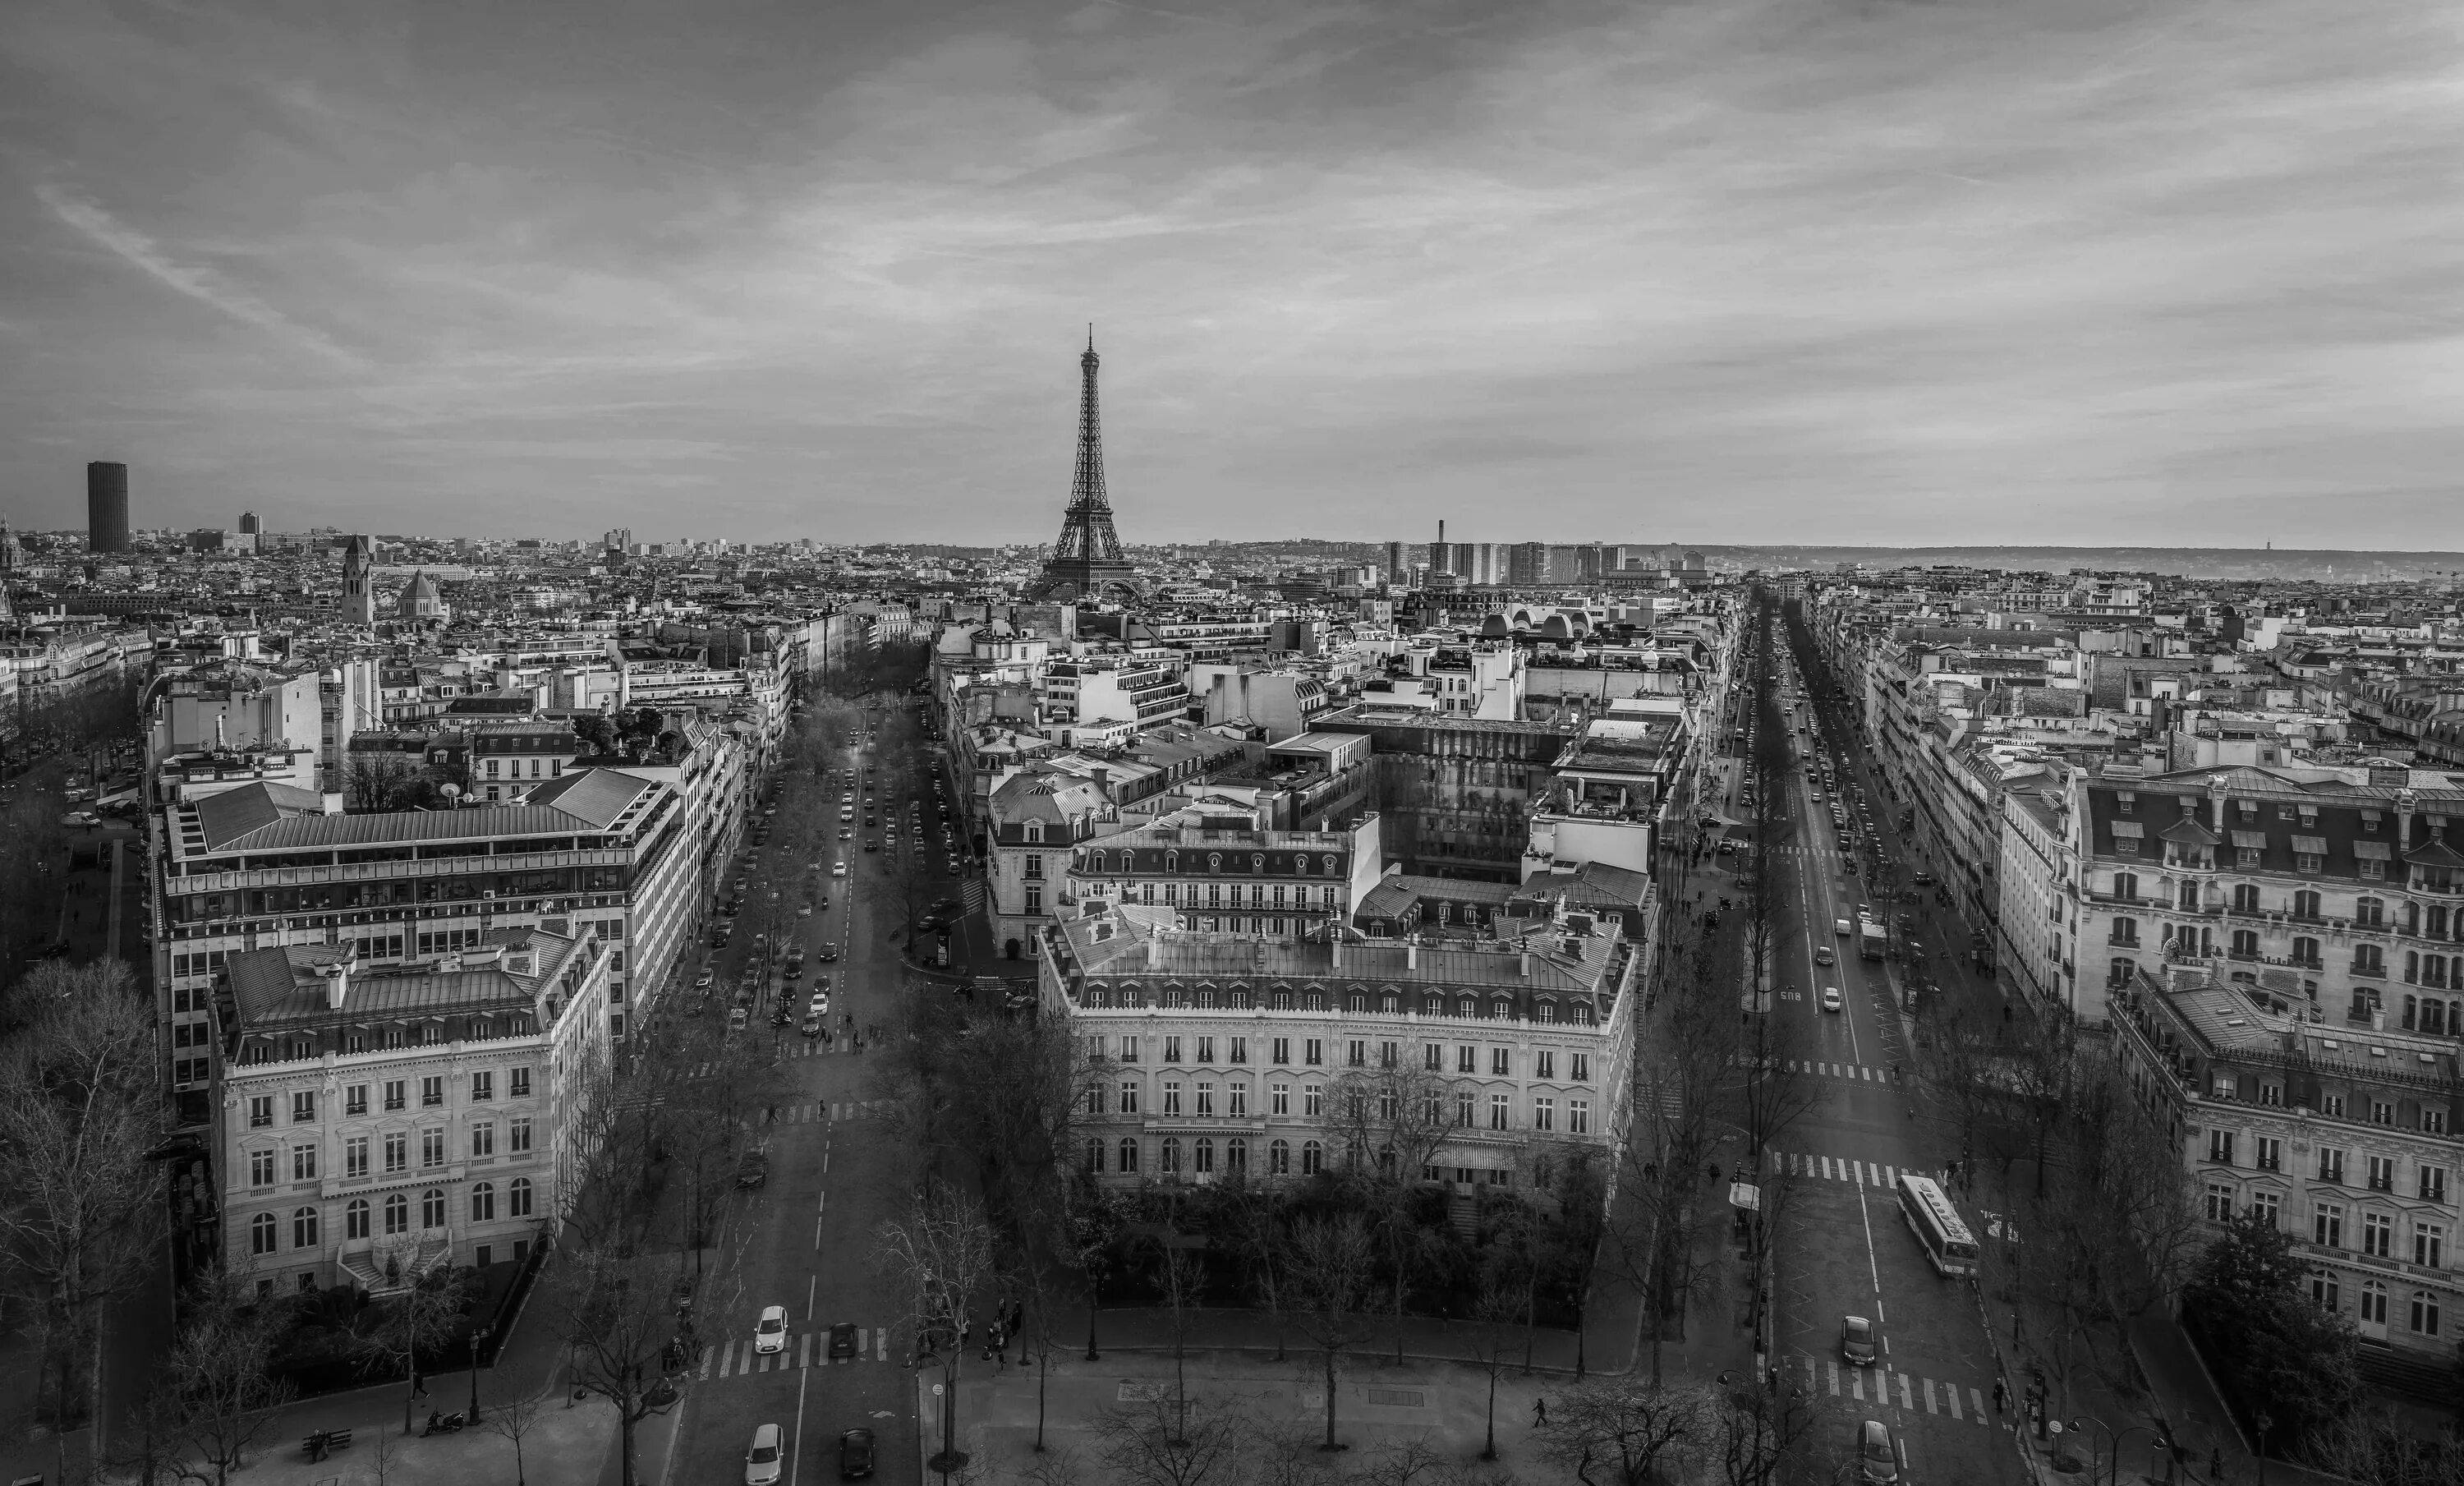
[{"left": 1032, "top": 328, "right": 1139, "bottom": 600}]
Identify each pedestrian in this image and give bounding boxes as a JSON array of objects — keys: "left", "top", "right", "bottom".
[
  {"left": 1992, "top": 1378, "right": 2006, "bottom": 1414},
  {"left": 1532, "top": 1396, "right": 1547, "bottom": 1427}
]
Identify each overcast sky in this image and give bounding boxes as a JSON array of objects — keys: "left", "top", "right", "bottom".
[{"left": 2, "top": 0, "right": 2456, "bottom": 548}]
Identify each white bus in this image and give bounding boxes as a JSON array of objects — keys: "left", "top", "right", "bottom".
[{"left": 1896, "top": 1174, "right": 1979, "bottom": 1277}]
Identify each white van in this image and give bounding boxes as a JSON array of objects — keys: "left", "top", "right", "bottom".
[{"left": 1835, "top": 918, "right": 1853, "bottom": 937}]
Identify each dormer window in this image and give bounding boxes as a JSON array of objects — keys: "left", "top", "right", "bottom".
[
  {"left": 2116, "top": 792, "right": 2135, "bottom": 813},
  {"left": 1024, "top": 821, "right": 1044, "bottom": 843},
  {"left": 2361, "top": 811, "right": 2383, "bottom": 832}
]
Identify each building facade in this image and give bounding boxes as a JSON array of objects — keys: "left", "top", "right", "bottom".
[
  {"left": 1037, "top": 902, "right": 1640, "bottom": 1194},
  {"left": 213, "top": 927, "right": 609, "bottom": 1296}
]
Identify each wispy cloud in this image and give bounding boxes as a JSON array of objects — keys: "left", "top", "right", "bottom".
[{"left": 32, "top": 182, "right": 364, "bottom": 370}]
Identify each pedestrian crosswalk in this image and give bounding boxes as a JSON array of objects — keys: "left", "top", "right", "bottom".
[
  {"left": 1767, "top": 1150, "right": 1909, "bottom": 1189},
  {"left": 1786, "top": 1060, "right": 1895, "bottom": 1083},
  {"left": 700, "top": 1324, "right": 890, "bottom": 1380},
  {"left": 1790, "top": 1355, "right": 1992, "bottom": 1426},
  {"left": 745, "top": 1099, "right": 892, "bottom": 1127}
]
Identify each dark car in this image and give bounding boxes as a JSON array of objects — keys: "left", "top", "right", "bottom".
[
  {"left": 838, "top": 1427, "right": 876, "bottom": 1479},
  {"left": 735, "top": 1149, "right": 769, "bottom": 1189},
  {"left": 828, "top": 1321, "right": 859, "bottom": 1359}
]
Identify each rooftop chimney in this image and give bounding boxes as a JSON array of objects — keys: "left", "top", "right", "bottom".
[
  {"left": 319, "top": 962, "right": 348, "bottom": 1010},
  {"left": 1404, "top": 938, "right": 1418, "bottom": 970}
]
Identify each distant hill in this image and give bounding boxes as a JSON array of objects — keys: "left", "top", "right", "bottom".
[{"left": 1698, "top": 546, "right": 2464, "bottom": 582}]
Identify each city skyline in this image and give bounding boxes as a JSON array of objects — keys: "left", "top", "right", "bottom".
[{"left": 3, "top": 0, "right": 2458, "bottom": 545}]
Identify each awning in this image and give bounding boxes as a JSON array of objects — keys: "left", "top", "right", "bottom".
[
  {"left": 2229, "top": 830, "right": 2269, "bottom": 849},
  {"left": 2352, "top": 840, "right": 2392, "bottom": 861},
  {"left": 2111, "top": 821, "right": 2144, "bottom": 839},
  {"left": 2290, "top": 835, "right": 2328, "bottom": 855}
]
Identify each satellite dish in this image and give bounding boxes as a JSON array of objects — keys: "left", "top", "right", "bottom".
[{"left": 439, "top": 784, "right": 462, "bottom": 800}]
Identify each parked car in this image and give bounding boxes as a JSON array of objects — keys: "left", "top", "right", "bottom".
[
  {"left": 746, "top": 1424, "right": 784, "bottom": 1486},
  {"left": 838, "top": 1428, "right": 876, "bottom": 1479}
]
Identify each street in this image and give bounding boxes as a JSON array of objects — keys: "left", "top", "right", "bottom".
[
  {"left": 1742, "top": 624, "right": 2030, "bottom": 1486},
  {"left": 667, "top": 701, "right": 949, "bottom": 1486}
]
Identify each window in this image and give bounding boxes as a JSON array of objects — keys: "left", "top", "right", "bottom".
[
  {"left": 2364, "top": 1212, "right": 2393, "bottom": 1258},
  {"left": 1305, "top": 1039, "right": 1323, "bottom": 1066},
  {"left": 1120, "top": 1036, "right": 1140, "bottom": 1063},
  {"left": 471, "top": 1183, "right": 495, "bottom": 1222},
  {"left": 384, "top": 1193, "right": 408, "bottom": 1235},
  {"left": 2115, "top": 872, "right": 2140, "bottom": 901},
  {"left": 1193, "top": 1138, "right": 1215, "bottom": 1175},
  {"left": 1571, "top": 1053, "right": 1590, "bottom": 1083},
  {"left": 2255, "top": 1137, "right": 2281, "bottom": 1171},
  {"left": 1304, "top": 1084, "right": 1324, "bottom": 1117},
  {"left": 2250, "top": 1191, "right": 2280, "bottom": 1228},
  {"left": 2315, "top": 1203, "right": 2344, "bottom": 1249},
  {"left": 1119, "top": 1081, "right": 1140, "bottom": 1116},
  {"left": 251, "top": 1212, "right": 277, "bottom": 1255},
  {"left": 1490, "top": 1093, "right": 1510, "bottom": 1131},
  {"left": 510, "top": 1066, "right": 531, "bottom": 1097},
  {"left": 293, "top": 1207, "right": 319, "bottom": 1249},
  {"left": 1159, "top": 1138, "right": 1181, "bottom": 1175},
  {"left": 2204, "top": 1183, "right": 2235, "bottom": 1221},
  {"left": 421, "top": 1129, "right": 445, "bottom": 1169},
  {"left": 2232, "top": 884, "right": 2259, "bottom": 913},
  {"left": 2318, "top": 1148, "right": 2346, "bottom": 1184},
  {"left": 292, "top": 1143, "right": 318, "bottom": 1181},
  {"left": 2370, "top": 1155, "right": 2396, "bottom": 1191},
  {"left": 346, "top": 1198, "right": 370, "bottom": 1240},
  {"left": 2356, "top": 897, "right": 2384, "bottom": 927},
  {"left": 384, "top": 1132, "right": 407, "bottom": 1174},
  {"left": 1229, "top": 1082, "right": 1248, "bottom": 1117},
  {"left": 1230, "top": 1037, "right": 1248, "bottom": 1065},
  {"left": 510, "top": 1117, "right": 531, "bottom": 1153},
  {"left": 1270, "top": 1139, "right": 1291, "bottom": 1175},
  {"left": 2292, "top": 937, "right": 2321, "bottom": 969},
  {"left": 1164, "top": 1037, "right": 1183, "bottom": 1064},
  {"left": 2206, "top": 1130, "right": 2235, "bottom": 1165},
  {"left": 345, "top": 1136, "right": 368, "bottom": 1178},
  {"left": 1491, "top": 1047, "right": 1510, "bottom": 1076},
  {"left": 1271, "top": 1037, "right": 1289, "bottom": 1065},
  {"left": 2355, "top": 945, "right": 2384, "bottom": 977},
  {"left": 2110, "top": 917, "right": 2140, "bottom": 947},
  {"left": 2372, "top": 1100, "right": 2395, "bottom": 1127},
  {"left": 345, "top": 1083, "right": 368, "bottom": 1116},
  {"left": 249, "top": 1096, "right": 274, "bottom": 1129},
  {"left": 249, "top": 1149, "right": 276, "bottom": 1187},
  {"left": 1271, "top": 1083, "right": 1289, "bottom": 1116},
  {"left": 2361, "top": 1281, "right": 2388, "bottom": 1326},
  {"left": 2415, "top": 1222, "right": 2445, "bottom": 1269},
  {"left": 1533, "top": 1097, "right": 1556, "bottom": 1132},
  {"left": 420, "top": 1076, "right": 444, "bottom": 1108},
  {"left": 1456, "top": 1045, "right": 1476, "bottom": 1074},
  {"left": 1302, "top": 1139, "right": 1323, "bottom": 1175},
  {"left": 2259, "top": 1082, "right": 2282, "bottom": 1106},
  {"left": 1227, "top": 1139, "right": 1247, "bottom": 1175},
  {"left": 384, "top": 1079, "right": 406, "bottom": 1112},
  {"left": 1536, "top": 1050, "right": 1556, "bottom": 1080},
  {"left": 1161, "top": 1081, "right": 1182, "bottom": 1116},
  {"left": 2293, "top": 890, "right": 2321, "bottom": 919},
  {"left": 471, "top": 1071, "right": 494, "bottom": 1101},
  {"left": 1379, "top": 1040, "right": 1397, "bottom": 1069},
  {"left": 508, "top": 1177, "right": 532, "bottom": 1217},
  {"left": 2311, "top": 1273, "right": 2340, "bottom": 1311},
  {"left": 1346, "top": 1039, "right": 1365, "bottom": 1068},
  {"left": 2422, "top": 1166, "right": 2449, "bottom": 1203},
  {"left": 1196, "top": 1082, "right": 1216, "bottom": 1116},
  {"left": 2411, "top": 1290, "right": 2442, "bottom": 1336},
  {"left": 470, "top": 1122, "right": 494, "bottom": 1158},
  {"left": 1455, "top": 1092, "right": 1474, "bottom": 1126}
]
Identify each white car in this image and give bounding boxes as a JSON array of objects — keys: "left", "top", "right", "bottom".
[
  {"left": 753, "top": 1304, "right": 788, "bottom": 1355},
  {"left": 1822, "top": 987, "right": 1843, "bottom": 1013},
  {"left": 831, "top": 861, "right": 848, "bottom": 877},
  {"left": 746, "top": 1423, "right": 784, "bottom": 1485}
]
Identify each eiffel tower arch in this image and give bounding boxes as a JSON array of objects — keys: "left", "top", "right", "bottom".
[{"left": 1029, "top": 332, "right": 1143, "bottom": 602}]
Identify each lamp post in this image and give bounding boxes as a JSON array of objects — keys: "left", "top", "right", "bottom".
[{"left": 467, "top": 1320, "right": 493, "bottom": 1424}]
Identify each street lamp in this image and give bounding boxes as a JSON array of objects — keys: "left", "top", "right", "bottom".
[{"left": 467, "top": 1319, "right": 494, "bottom": 1424}]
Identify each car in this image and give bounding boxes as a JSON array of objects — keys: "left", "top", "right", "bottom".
[
  {"left": 746, "top": 1423, "right": 785, "bottom": 1486},
  {"left": 838, "top": 1427, "right": 876, "bottom": 1479},
  {"left": 736, "top": 1148, "right": 770, "bottom": 1189},
  {"left": 798, "top": 904, "right": 814, "bottom": 918},
  {"left": 1834, "top": 918, "right": 1852, "bottom": 936},
  {"left": 754, "top": 1304, "right": 788, "bottom": 1355},
  {"left": 727, "top": 1007, "right": 749, "bottom": 1032},
  {"left": 1841, "top": 1315, "right": 1876, "bottom": 1366},
  {"left": 1857, "top": 1419, "right": 1898, "bottom": 1483},
  {"left": 770, "top": 1005, "right": 794, "bottom": 1027},
  {"left": 802, "top": 1012, "right": 824, "bottom": 1037},
  {"left": 828, "top": 1320, "right": 858, "bottom": 1359},
  {"left": 783, "top": 961, "right": 803, "bottom": 979},
  {"left": 1821, "top": 987, "right": 1843, "bottom": 1013},
  {"left": 694, "top": 970, "right": 715, "bottom": 991},
  {"left": 808, "top": 993, "right": 830, "bottom": 1015},
  {"left": 818, "top": 943, "right": 839, "bottom": 962},
  {"left": 1814, "top": 946, "right": 1837, "bottom": 966},
  {"left": 832, "top": 861, "right": 847, "bottom": 876},
  {"left": 864, "top": 839, "right": 878, "bottom": 852}
]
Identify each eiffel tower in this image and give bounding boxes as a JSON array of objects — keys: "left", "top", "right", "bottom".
[{"left": 1031, "top": 330, "right": 1141, "bottom": 601}]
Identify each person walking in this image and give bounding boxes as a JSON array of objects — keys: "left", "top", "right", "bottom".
[{"left": 1532, "top": 1396, "right": 1547, "bottom": 1428}]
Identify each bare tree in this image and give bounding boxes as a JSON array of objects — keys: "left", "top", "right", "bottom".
[
  {"left": 0, "top": 963, "right": 169, "bottom": 1455},
  {"left": 480, "top": 1384, "right": 549, "bottom": 1486},
  {"left": 1325, "top": 1060, "right": 1455, "bottom": 1363},
  {"left": 1141, "top": 1236, "right": 1207, "bottom": 1443},
  {"left": 876, "top": 1184, "right": 1000, "bottom": 1477},
  {"left": 1466, "top": 1269, "right": 1528, "bottom": 1461},
  {"left": 1537, "top": 1376, "right": 1715, "bottom": 1486},
  {"left": 358, "top": 1259, "right": 471, "bottom": 1438},
  {"left": 149, "top": 1267, "right": 297, "bottom": 1486},
  {"left": 1282, "top": 1212, "right": 1377, "bottom": 1452},
  {"left": 542, "top": 1237, "right": 687, "bottom": 1486},
  {"left": 1091, "top": 1387, "right": 1252, "bottom": 1486}
]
